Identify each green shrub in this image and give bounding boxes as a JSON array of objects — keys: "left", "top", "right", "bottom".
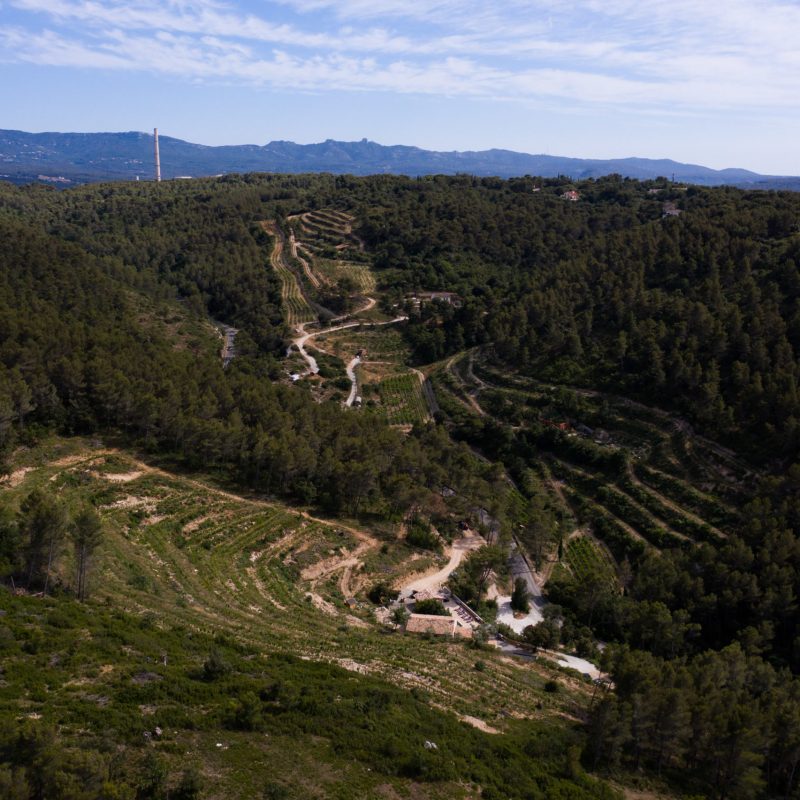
[
  {"left": 263, "top": 783, "right": 290, "bottom": 800},
  {"left": 202, "top": 649, "right": 231, "bottom": 681},
  {"left": 368, "top": 582, "right": 396, "bottom": 605},
  {"left": 413, "top": 599, "right": 449, "bottom": 616},
  {"left": 405, "top": 517, "right": 441, "bottom": 552},
  {"left": 510, "top": 578, "right": 530, "bottom": 613}
]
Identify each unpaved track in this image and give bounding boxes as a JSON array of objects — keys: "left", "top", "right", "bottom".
[
  {"left": 271, "top": 216, "right": 392, "bottom": 391},
  {"left": 466, "top": 351, "right": 487, "bottom": 391},
  {"left": 398, "top": 533, "right": 483, "bottom": 597},
  {"left": 293, "top": 315, "right": 407, "bottom": 381},
  {"left": 411, "top": 368, "right": 437, "bottom": 419},
  {"left": 345, "top": 356, "right": 361, "bottom": 406},
  {"left": 301, "top": 314, "right": 408, "bottom": 402},
  {"left": 293, "top": 321, "right": 323, "bottom": 374},
  {"left": 300, "top": 518, "right": 376, "bottom": 599},
  {"left": 445, "top": 354, "right": 486, "bottom": 416}
]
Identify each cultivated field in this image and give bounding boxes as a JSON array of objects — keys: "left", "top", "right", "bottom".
[
  {"left": 431, "top": 351, "right": 742, "bottom": 576},
  {"left": 262, "top": 222, "right": 316, "bottom": 326},
  {"left": 320, "top": 326, "right": 409, "bottom": 364},
  {"left": 315, "top": 259, "right": 376, "bottom": 293},
  {"left": 287, "top": 209, "right": 375, "bottom": 302},
  {"left": 290, "top": 209, "right": 365, "bottom": 258},
  {"left": 371, "top": 373, "right": 430, "bottom": 426},
  {"left": 562, "top": 534, "right": 619, "bottom": 589},
  {"left": 2, "top": 439, "right": 594, "bottom": 730},
  {"left": 314, "top": 326, "right": 431, "bottom": 423}
]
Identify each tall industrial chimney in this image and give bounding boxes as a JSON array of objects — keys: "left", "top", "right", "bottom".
[{"left": 154, "top": 127, "right": 161, "bottom": 182}]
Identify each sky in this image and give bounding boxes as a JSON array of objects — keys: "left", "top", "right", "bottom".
[{"left": 1, "top": 0, "right": 800, "bottom": 174}]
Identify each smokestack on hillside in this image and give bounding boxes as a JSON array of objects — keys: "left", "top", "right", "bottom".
[{"left": 154, "top": 127, "right": 161, "bottom": 182}]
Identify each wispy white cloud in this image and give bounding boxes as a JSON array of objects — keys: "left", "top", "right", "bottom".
[{"left": 2, "top": 0, "right": 800, "bottom": 115}]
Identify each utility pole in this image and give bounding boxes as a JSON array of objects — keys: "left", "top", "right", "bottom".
[{"left": 154, "top": 127, "right": 161, "bottom": 182}]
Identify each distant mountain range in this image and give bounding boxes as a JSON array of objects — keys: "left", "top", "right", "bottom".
[{"left": 2, "top": 129, "right": 798, "bottom": 189}]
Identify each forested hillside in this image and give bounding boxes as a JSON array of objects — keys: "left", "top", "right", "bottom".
[
  {"left": 7, "top": 173, "right": 798, "bottom": 471},
  {"left": 1, "top": 172, "right": 800, "bottom": 799},
  {"left": 0, "top": 178, "right": 505, "bottom": 520},
  {"left": 357, "top": 176, "right": 800, "bottom": 463}
]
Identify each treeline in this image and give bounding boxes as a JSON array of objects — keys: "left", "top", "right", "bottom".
[{"left": 589, "top": 644, "right": 800, "bottom": 800}]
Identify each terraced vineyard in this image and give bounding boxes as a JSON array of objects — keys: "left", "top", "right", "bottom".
[
  {"left": 287, "top": 209, "right": 373, "bottom": 307},
  {"left": 2, "top": 440, "right": 590, "bottom": 732},
  {"left": 372, "top": 373, "right": 430, "bottom": 425},
  {"left": 263, "top": 222, "right": 316, "bottom": 326},
  {"left": 563, "top": 535, "right": 619, "bottom": 589},
  {"left": 316, "top": 259, "right": 376, "bottom": 293},
  {"left": 432, "top": 351, "right": 743, "bottom": 578},
  {"left": 312, "top": 325, "right": 433, "bottom": 421},
  {"left": 290, "top": 209, "right": 365, "bottom": 257}
]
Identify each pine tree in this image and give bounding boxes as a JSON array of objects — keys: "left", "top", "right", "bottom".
[
  {"left": 71, "top": 506, "right": 104, "bottom": 601},
  {"left": 20, "top": 489, "right": 68, "bottom": 593}
]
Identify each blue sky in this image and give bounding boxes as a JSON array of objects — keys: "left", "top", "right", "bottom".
[{"left": 2, "top": 0, "right": 800, "bottom": 174}]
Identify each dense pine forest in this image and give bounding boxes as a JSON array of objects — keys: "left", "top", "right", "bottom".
[{"left": 1, "top": 172, "right": 800, "bottom": 799}]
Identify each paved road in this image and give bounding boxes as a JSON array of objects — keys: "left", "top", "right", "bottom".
[
  {"left": 492, "top": 543, "right": 547, "bottom": 633},
  {"left": 508, "top": 545, "right": 542, "bottom": 602}
]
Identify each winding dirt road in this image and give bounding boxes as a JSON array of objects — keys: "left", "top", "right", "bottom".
[
  {"left": 345, "top": 356, "right": 361, "bottom": 406},
  {"left": 273, "top": 217, "right": 394, "bottom": 397},
  {"left": 446, "top": 353, "right": 486, "bottom": 416},
  {"left": 397, "top": 533, "right": 484, "bottom": 598},
  {"left": 291, "top": 314, "right": 410, "bottom": 416}
]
